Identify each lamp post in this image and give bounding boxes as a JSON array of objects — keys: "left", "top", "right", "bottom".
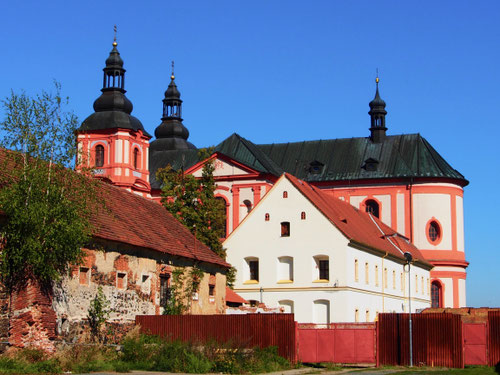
[{"left": 404, "top": 252, "right": 413, "bottom": 367}]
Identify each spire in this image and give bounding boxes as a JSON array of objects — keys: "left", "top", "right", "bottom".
[
  {"left": 150, "top": 63, "right": 196, "bottom": 151},
  {"left": 368, "top": 74, "right": 387, "bottom": 143},
  {"left": 102, "top": 25, "right": 125, "bottom": 93},
  {"left": 79, "top": 31, "right": 150, "bottom": 137}
]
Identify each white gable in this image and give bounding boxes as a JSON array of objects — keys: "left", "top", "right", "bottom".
[{"left": 191, "top": 157, "right": 253, "bottom": 178}]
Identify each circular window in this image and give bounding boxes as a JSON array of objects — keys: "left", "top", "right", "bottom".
[{"left": 427, "top": 220, "right": 442, "bottom": 244}]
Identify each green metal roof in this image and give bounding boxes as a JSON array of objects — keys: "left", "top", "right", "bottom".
[
  {"left": 256, "top": 133, "right": 467, "bottom": 184},
  {"left": 149, "top": 132, "right": 468, "bottom": 188}
]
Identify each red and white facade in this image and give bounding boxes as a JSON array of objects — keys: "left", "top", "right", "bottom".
[{"left": 77, "top": 128, "right": 151, "bottom": 198}]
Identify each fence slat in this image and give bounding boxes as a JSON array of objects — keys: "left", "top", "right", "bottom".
[
  {"left": 378, "top": 313, "right": 463, "bottom": 368},
  {"left": 135, "top": 314, "right": 296, "bottom": 362},
  {"left": 489, "top": 311, "right": 500, "bottom": 367}
]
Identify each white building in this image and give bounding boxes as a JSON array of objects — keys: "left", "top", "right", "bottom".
[{"left": 224, "top": 173, "right": 432, "bottom": 323}]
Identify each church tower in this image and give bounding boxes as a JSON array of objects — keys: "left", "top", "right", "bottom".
[
  {"left": 368, "top": 76, "right": 387, "bottom": 143},
  {"left": 76, "top": 35, "right": 151, "bottom": 197}
]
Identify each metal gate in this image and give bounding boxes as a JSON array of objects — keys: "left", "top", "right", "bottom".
[
  {"left": 297, "top": 323, "right": 375, "bottom": 364},
  {"left": 463, "top": 323, "right": 487, "bottom": 365}
]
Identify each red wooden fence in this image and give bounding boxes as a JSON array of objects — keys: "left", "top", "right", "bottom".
[
  {"left": 378, "top": 313, "right": 463, "bottom": 368},
  {"left": 135, "top": 314, "right": 297, "bottom": 362},
  {"left": 489, "top": 311, "right": 500, "bottom": 367},
  {"left": 297, "top": 323, "right": 375, "bottom": 364}
]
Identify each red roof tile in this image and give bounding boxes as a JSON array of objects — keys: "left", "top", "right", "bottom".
[
  {"left": 92, "top": 182, "right": 230, "bottom": 267},
  {"left": 285, "top": 173, "right": 431, "bottom": 268},
  {"left": 0, "top": 149, "right": 229, "bottom": 268},
  {"left": 225, "top": 287, "right": 248, "bottom": 304}
]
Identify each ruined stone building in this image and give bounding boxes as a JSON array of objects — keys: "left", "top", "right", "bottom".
[{"left": 0, "top": 165, "right": 229, "bottom": 350}]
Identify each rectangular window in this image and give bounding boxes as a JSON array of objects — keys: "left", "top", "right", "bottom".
[
  {"left": 319, "top": 260, "right": 329, "bottom": 280},
  {"left": 249, "top": 260, "right": 259, "bottom": 281},
  {"left": 421, "top": 277, "right": 424, "bottom": 295},
  {"left": 384, "top": 268, "right": 388, "bottom": 288},
  {"left": 415, "top": 274, "right": 418, "bottom": 293},
  {"left": 141, "top": 274, "right": 151, "bottom": 294},
  {"left": 209, "top": 284, "right": 215, "bottom": 297},
  {"left": 117, "top": 272, "right": 127, "bottom": 290},
  {"left": 375, "top": 265, "right": 379, "bottom": 287},
  {"left": 393, "top": 270, "right": 396, "bottom": 289},
  {"left": 79, "top": 267, "right": 90, "bottom": 286},
  {"left": 160, "top": 274, "right": 171, "bottom": 307},
  {"left": 280, "top": 222, "right": 290, "bottom": 237},
  {"left": 365, "top": 262, "right": 369, "bottom": 284},
  {"left": 354, "top": 259, "right": 359, "bottom": 282}
]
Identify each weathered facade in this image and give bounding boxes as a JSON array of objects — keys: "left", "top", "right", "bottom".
[{"left": 0, "top": 170, "right": 229, "bottom": 351}]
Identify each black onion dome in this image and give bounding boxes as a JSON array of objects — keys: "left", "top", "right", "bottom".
[
  {"left": 105, "top": 45, "right": 124, "bottom": 69},
  {"left": 369, "top": 85, "right": 386, "bottom": 108},
  {"left": 149, "top": 72, "right": 196, "bottom": 152},
  {"left": 165, "top": 79, "right": 181, "bottom": 99},
  {"left": 77, "top": 42, "right": 151, "bottom": 137},
  {"left": 155, "top": 119, "right": 189, "bottom": 139},
  {"left": 93, "top": 91, "right": 133, "bottom": 114}
]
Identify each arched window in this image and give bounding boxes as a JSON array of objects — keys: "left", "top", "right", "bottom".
[
  {"left": 431, "top": 281, "right": 442, "bottom": 308},
  {"left": 428, "top": 220, "right": 441, "bottom": 243},
  {"left": 365, "top": 199, "right": 379, "bottom": 218},
  {"left": 265, "top": 213, "right": 270, "bottom": 221},
  {"left": 283, "top": 191, "right": 288, "bottom": 198},
  {"left": 215, "top": 197, "right": 227, "bottom": 238},
  {"left": 133, "top": 148, "right": 139, "bottom": 169},
  {"left": 95, "top": 145, "right": 104, "bottom": 167},
  {"left": 301, "top": 211, "right": 306, "bottom": 220}
]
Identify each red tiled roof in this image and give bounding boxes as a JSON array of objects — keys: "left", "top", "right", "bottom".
[
  {"left": 0, "top": 149, "right": 228, "bottom": 268},
  {"left": 225, "top": 287, "right": 248, "bottom": 304},
  {"left": 92, "top": 182, "right": 230, "bottom": 267},
  {"left": 285, "top": 173, "right": 431, "bottom": 268}
]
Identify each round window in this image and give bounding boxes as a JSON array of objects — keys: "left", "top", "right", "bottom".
[{"left": 428, "top": 220, "right": 441, "bottom": 244}]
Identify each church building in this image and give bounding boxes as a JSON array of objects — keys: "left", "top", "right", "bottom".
[{"left": 76, "top": 40, "right": 469, "bottom": 311}]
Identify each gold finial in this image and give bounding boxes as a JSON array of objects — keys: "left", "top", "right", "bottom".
[
  {"left": 113, "top": 25, "right": 118, "bottom": 47},
  {"left": 171, "top": 61, "right": 175, "bottom": 80},
  {"left": 375, "top": 68, "right": 379, "bottom": 84}
]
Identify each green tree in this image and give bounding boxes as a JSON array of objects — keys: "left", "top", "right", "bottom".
[
  {"left": 0, "top": 83, "right": 99, "bottom": 292},
  {"left": 157, "top": 148, "right": 236, "bottom": 287},
  {"left": 87, "top": 286, "right": 111, "bottom": 342},
  {"left": 157, "top": 148, "right": 226, "bottom": 258}
]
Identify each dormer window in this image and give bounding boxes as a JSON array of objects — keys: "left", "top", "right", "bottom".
[
  {"left": 95, "top": 145, "right": 104, "bottom": 167},
  {"left": 309, "top": 160, "right": 324, "bottom": 175},
  {"left": 363, "top": 158, "right": 379, "bottom": 172}
]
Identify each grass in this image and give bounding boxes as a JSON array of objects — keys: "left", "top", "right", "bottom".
[{"left": 0, "top": 331, "right": 291, "bottom": 374}]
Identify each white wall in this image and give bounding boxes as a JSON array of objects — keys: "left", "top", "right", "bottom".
[{"left": 225, "top": 177, "right": 430, "bottom": 323}]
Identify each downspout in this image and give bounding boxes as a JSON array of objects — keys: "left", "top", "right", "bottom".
[
  {"left": 409, "top": 177, "right": 413, "bottom": 243},
  {"left": 382, "top": 252, "right": 388, "bottom": 313}
]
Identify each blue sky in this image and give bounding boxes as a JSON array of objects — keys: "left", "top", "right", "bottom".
[{"left": 1, "top": 1, "right": 498, "bottom": 306}]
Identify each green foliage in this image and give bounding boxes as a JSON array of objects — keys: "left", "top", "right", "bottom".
[
  {"left": 87, "top": 286, "right": 111, "bottom": 342},
  {"left": 157, "top": 147, "right": 226, "bottom": 259},
  {"left": 163, "top": 266, "right": 205, "bottom": 315},
  {"left": 163, "top": 268, "right": 188, "bottom": 315},
  {"left": 120, "top": 334, "right": 291, "bottom": 374},
  {"left": 0, "top": 83, "right": 99, "bottom": 291}
]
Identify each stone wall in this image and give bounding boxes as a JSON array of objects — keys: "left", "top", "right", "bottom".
[{"left": 1, "top": 244, "right": 227, "bottom": 350}]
